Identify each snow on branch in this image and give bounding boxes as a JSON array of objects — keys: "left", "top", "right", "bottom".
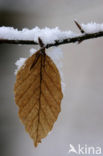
[{"left": 0, "top": 22, "right": 103, "bottom": 48}]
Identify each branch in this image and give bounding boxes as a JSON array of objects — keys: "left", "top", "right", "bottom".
[
  {"left": 0, "top": 31, "right": 103, "bottom": 48},
  {"left": 0, "top": 21, "right": 103, "bottom": 49},
  {"left": 45, "top": 31, "right": 103, "bottom": 48},
  {"left": 0, "top": 39, "right": 38, "bottom": 45}
]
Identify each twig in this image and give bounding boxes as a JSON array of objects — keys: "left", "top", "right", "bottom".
[
  {"left": 74, "top": 20, "right": 85, "bottom": 44},
  {"left": 0, "top": 24, "right": 103, "bottom": 49},
  {"left": 45, "top": 31, "right": 103, "bottom": 48},
  {"left": 0, "top": 39, "right": 38, "bottom": 45},
  {"left": 74, "top": 20, "right": 85, "bottom": 33}
]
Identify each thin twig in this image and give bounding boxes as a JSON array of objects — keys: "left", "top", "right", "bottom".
[
  {"left": 74, "top": 20, "right": 85, "bottom": 33},
  {"left": 45, "top": 31, "right": 103, "bottom": 48},
  {"left": 74, "top": 20, "right": 85, "bottom": 44},
  {"left": 0, "top": 39, "right": 38, "bottom": 45},
  {"left": 0, "top": 31, "right": 103, "bottom": 49}
]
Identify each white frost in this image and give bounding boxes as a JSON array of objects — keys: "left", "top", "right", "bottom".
[
  {"left": 33, "top": 27, "right": 76, "bottom": 44},
  {"left": 29, "top": 48, "right": 37, "bottom": 56},
  {"left": 0, "top": 23, "right": 103, "bottom": 45},
  {"left": 47, "top": 47, "right": 65, "bottom": 94},
  {"left": 15, "top": 48, "right": 37, "bottom": 74},
  {"left": 81, "top": 22, "right": 103, "bottom": 34},
  {"left": 0, "top": 26, "right": 76, "bottom": 44},
  {"left": 14, "top": 57, "right": 27, "bottom": 75}
]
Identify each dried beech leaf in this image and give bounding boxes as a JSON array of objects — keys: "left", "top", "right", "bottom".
[{"left": 14, "top": 51, "right": 63, "bottom": 147}]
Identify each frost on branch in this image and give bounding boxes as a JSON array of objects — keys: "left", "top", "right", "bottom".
[
  {"left": 82, "top": 22, "right": 103, "bottom": 33},
  {"left": 0, "top": 22, "right": 103, "bottom": 46},
  {"left": 0, "top": 26, "right": 76, "bottom": 44}
]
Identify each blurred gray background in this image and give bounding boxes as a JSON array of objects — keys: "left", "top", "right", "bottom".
[{"left": 0, "top": 0, "right": 103, "bottom": 156}]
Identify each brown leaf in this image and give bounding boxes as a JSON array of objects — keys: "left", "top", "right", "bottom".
[{"left": 14, "top": 50, "right": 63, "bottom": 147}]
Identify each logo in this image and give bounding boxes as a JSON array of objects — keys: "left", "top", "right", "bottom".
[{"left": 68, "top": 144, "right": 102, "bottom": 155}]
